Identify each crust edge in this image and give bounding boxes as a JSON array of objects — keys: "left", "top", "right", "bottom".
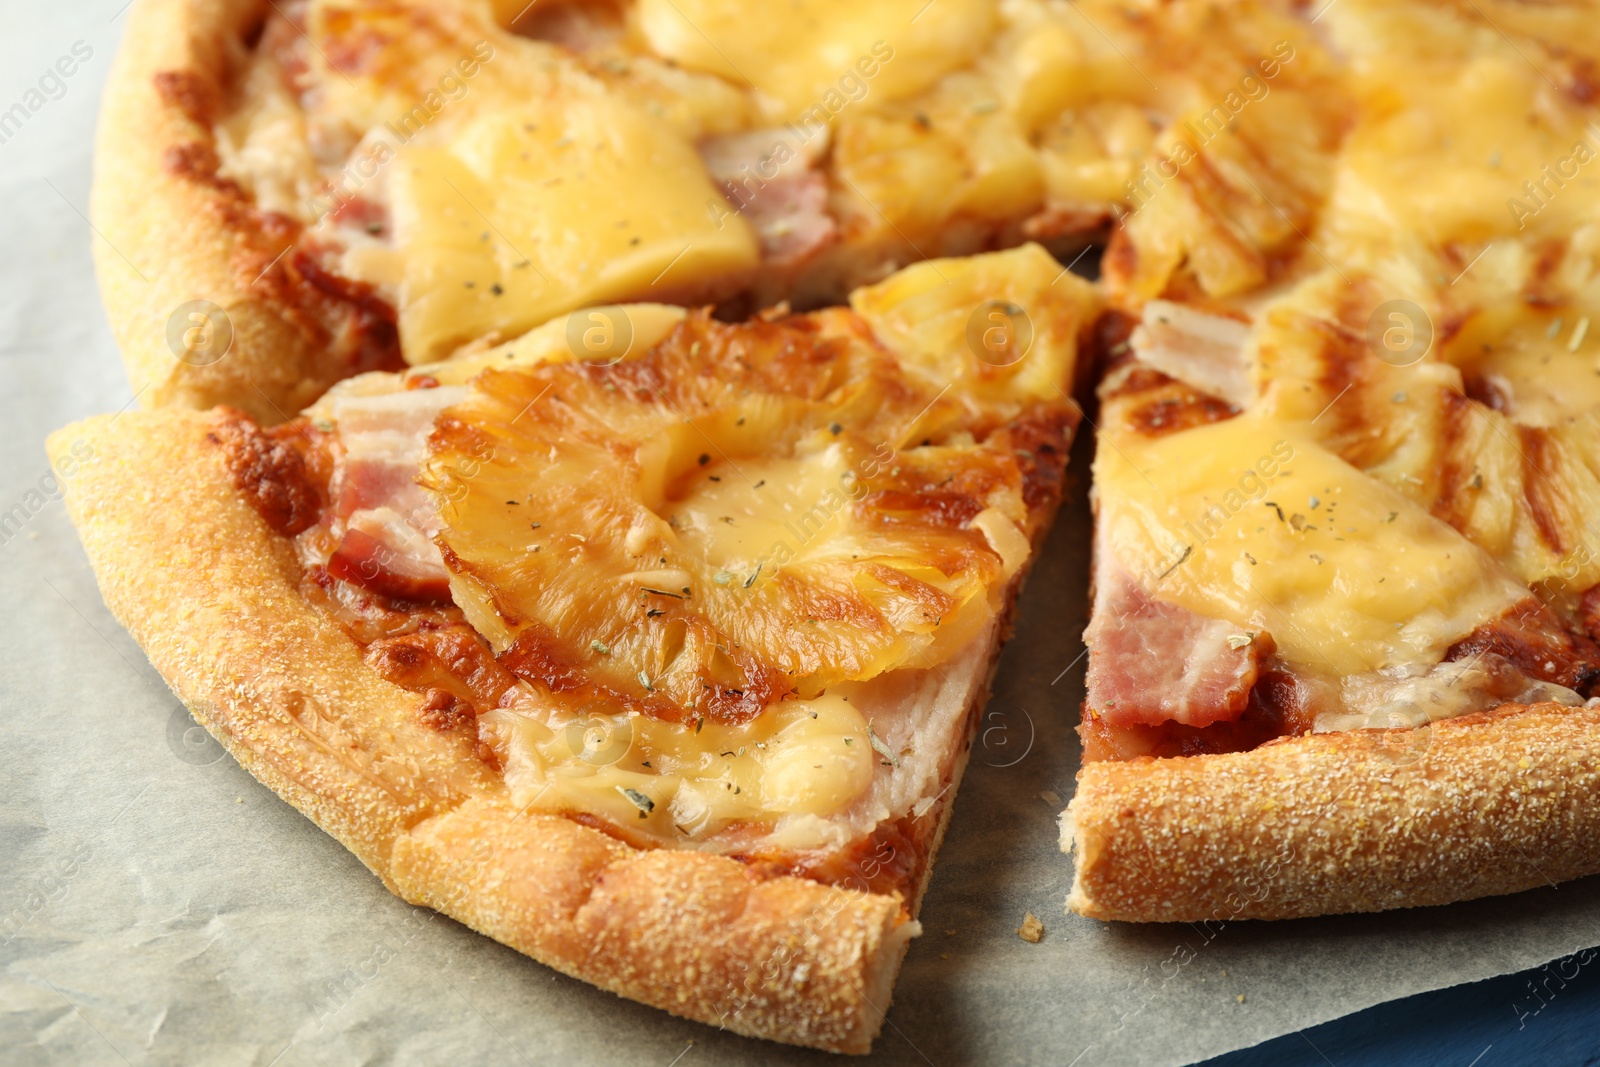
[
  {"left": 1062, "top": 702, "right": 1600, "bottom": 922},
  {"left": 93, "top": 0, "right": 388, "bottom": 423}
]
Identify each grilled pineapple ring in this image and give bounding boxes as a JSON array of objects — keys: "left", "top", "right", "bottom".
[{"left": 422, "top": 306, "right": 1058, "bottom": 725}]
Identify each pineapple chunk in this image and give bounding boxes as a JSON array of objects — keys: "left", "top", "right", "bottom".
[
  {"left": 850, "top": 243, "right": 1099, "bottom": 411},
  {"left": 1114, "top": 84, "right": 1342, "bottom": 300},
  {"left": 1443, "top": 303, "right": 1600, "bottom": 428},
  {"left": 831, "top": 70, "right": 1045, "bottom": 238},
  {"left": 421, "top": 250, "right": 1092, "bottom": 843},
  {"left": 1035, "top": 102, "right": 1155, "bottom": 207},
  {"left": 421, "top": 309, "right": 1034, "bottom": 722},
  {"left": 1327, "top": 53, "right": 1600, "bottom": 259},
  {"left": 1315, "top": 0, "right": 1600, "bottom": 275},
  {"left": 1246, "top": 267, "right": 1600, "bottom": 618},
  {"left": 422, "top": 251, "right": 1089, "bottom": 727},
  {"left": 634, "top": 0, "right": 995, "bottom": 122},
  {"left": 389, "top": 91, "right": 758, "bottom": 361}
]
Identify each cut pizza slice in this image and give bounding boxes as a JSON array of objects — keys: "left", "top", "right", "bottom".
[
  {"left": 54, "top": 246, "right": 1098, "bottom": 1052},
  {"left": 1063, "top": 275, "right": 1600, "bottom": 922}
]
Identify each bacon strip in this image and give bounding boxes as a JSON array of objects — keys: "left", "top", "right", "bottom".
[
  {"left": 1083, "top": 562, "right": 1274, "bottom": 730},
  {"left": 700, "top": 129, "right": 837, "bottom": 269},
  {"left": 1129, "top": 299, "right": 1254, "bottom": 409},
  {"left": 327, "top": 507, "right": 452, "bottom": 603},
  {"left": 322, "top": 385, "right": 467, "bottom": 602}
]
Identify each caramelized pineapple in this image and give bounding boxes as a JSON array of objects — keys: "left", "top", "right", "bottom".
[{"left": 422, "top": 248, "right": 1090, "bottom": 725}]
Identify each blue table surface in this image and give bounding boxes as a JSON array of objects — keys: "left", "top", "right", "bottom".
[{"left": 1200, "top": 951, "right": 1600, "bottom": 1067}]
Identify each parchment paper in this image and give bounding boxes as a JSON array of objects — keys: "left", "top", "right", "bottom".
[{"left": 5, "top": 6, "right": 1600, "bottom": 1065}]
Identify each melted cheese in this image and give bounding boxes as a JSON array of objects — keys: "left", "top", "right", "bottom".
[
  {"left": 1324, "top": 2, "right": 1600, "bottom": 261},
  {"left": 483, "top": 692, "right": 876, "bottom": 849},
  {"left": 1317, "top": 657, "right": 1585, "bottom": 735},
  {"left": 670, "top": 442, "right": 859, "bottom": 570},
  {"left": 635, "top": 0, "right": 996, "bottom": 122},
  {"left": 1246, "top": 268, "right": 1600, "bottom": 608},
  {"left": 1098, "top": 406, "right": 1528, "bottom": 676},
  {"left": 387, "top": 93, "right": 757, "bottom": 361}
]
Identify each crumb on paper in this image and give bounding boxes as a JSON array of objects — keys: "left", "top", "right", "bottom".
[
  {"left": 940, "top": 953, "right": 950, "bottom": 960},
  {"left": 945, "top": 929, "right": 957, "bottom": 936},
  {"left": 1041, "top": 790, "right": 1064, "bottom": 807},
  {"left": 1017, "top": 912, "right": 1044, "bottom": 943},
  {"left": 1236, "top": 994, "right": 1246, "bottom": 1004}
]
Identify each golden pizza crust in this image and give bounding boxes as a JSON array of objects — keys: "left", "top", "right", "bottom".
[
  {"left": 48, "top": 407, "right": 1054, "bottom": 1053},
  {"left": 1063, "top": 702, "right": 1600, "bottom": 922},
  {"left": 93, "top": 0, "right": 383, "bottom": 424}
]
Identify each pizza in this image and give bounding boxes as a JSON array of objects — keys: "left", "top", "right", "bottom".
[
  {"left": 94, "top": 0, "right": 1329, "bottom": 418},
  {"left": 1065, "top": 0, "right": 1600, "bottom": 921},
  {"left": 54, "top": 244, "right": 1096, "bottom": 1052},
  {"left": 58, "top": 0, "right": 1600, "bottom": 1054}
]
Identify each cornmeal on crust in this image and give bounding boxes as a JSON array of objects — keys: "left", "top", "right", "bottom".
[{"left": 1066, "top": 703, "right": 1600, "bottom": 922}]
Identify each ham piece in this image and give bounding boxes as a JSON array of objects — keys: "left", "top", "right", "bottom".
[
  {"left": 700, "top": 129, "right": 838, "bottom": 269},
  {"left": 1129, "top": 299, "right": 1255, "bottom": 410},
  {"left": 1084, "top": 561, "right": 1272, "bottom": 729},
  {"left": 324, "top": 383, "right": 467, "bottom": 602}
]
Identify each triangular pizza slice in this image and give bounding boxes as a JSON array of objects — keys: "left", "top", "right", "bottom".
[
  {"left": 54, "top": 246, "right": 1096, "bottom": 1052},
  {"left": 1065, "top": 270, "right": 1600, "bottom": 921}
]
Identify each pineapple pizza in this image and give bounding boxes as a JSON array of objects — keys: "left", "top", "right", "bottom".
[
  {"left": 1067, "top": 0, "right": 1600, "bottom": 921},
  {"left": 52, "top": 0, "right": 1600, "bottom": 1054},
  {"left": 54, "top": 246, "right": 1097, "bottom": 1052},
  {"left": 94, "top": 0, "right": 1324, "bottom": 417}
]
